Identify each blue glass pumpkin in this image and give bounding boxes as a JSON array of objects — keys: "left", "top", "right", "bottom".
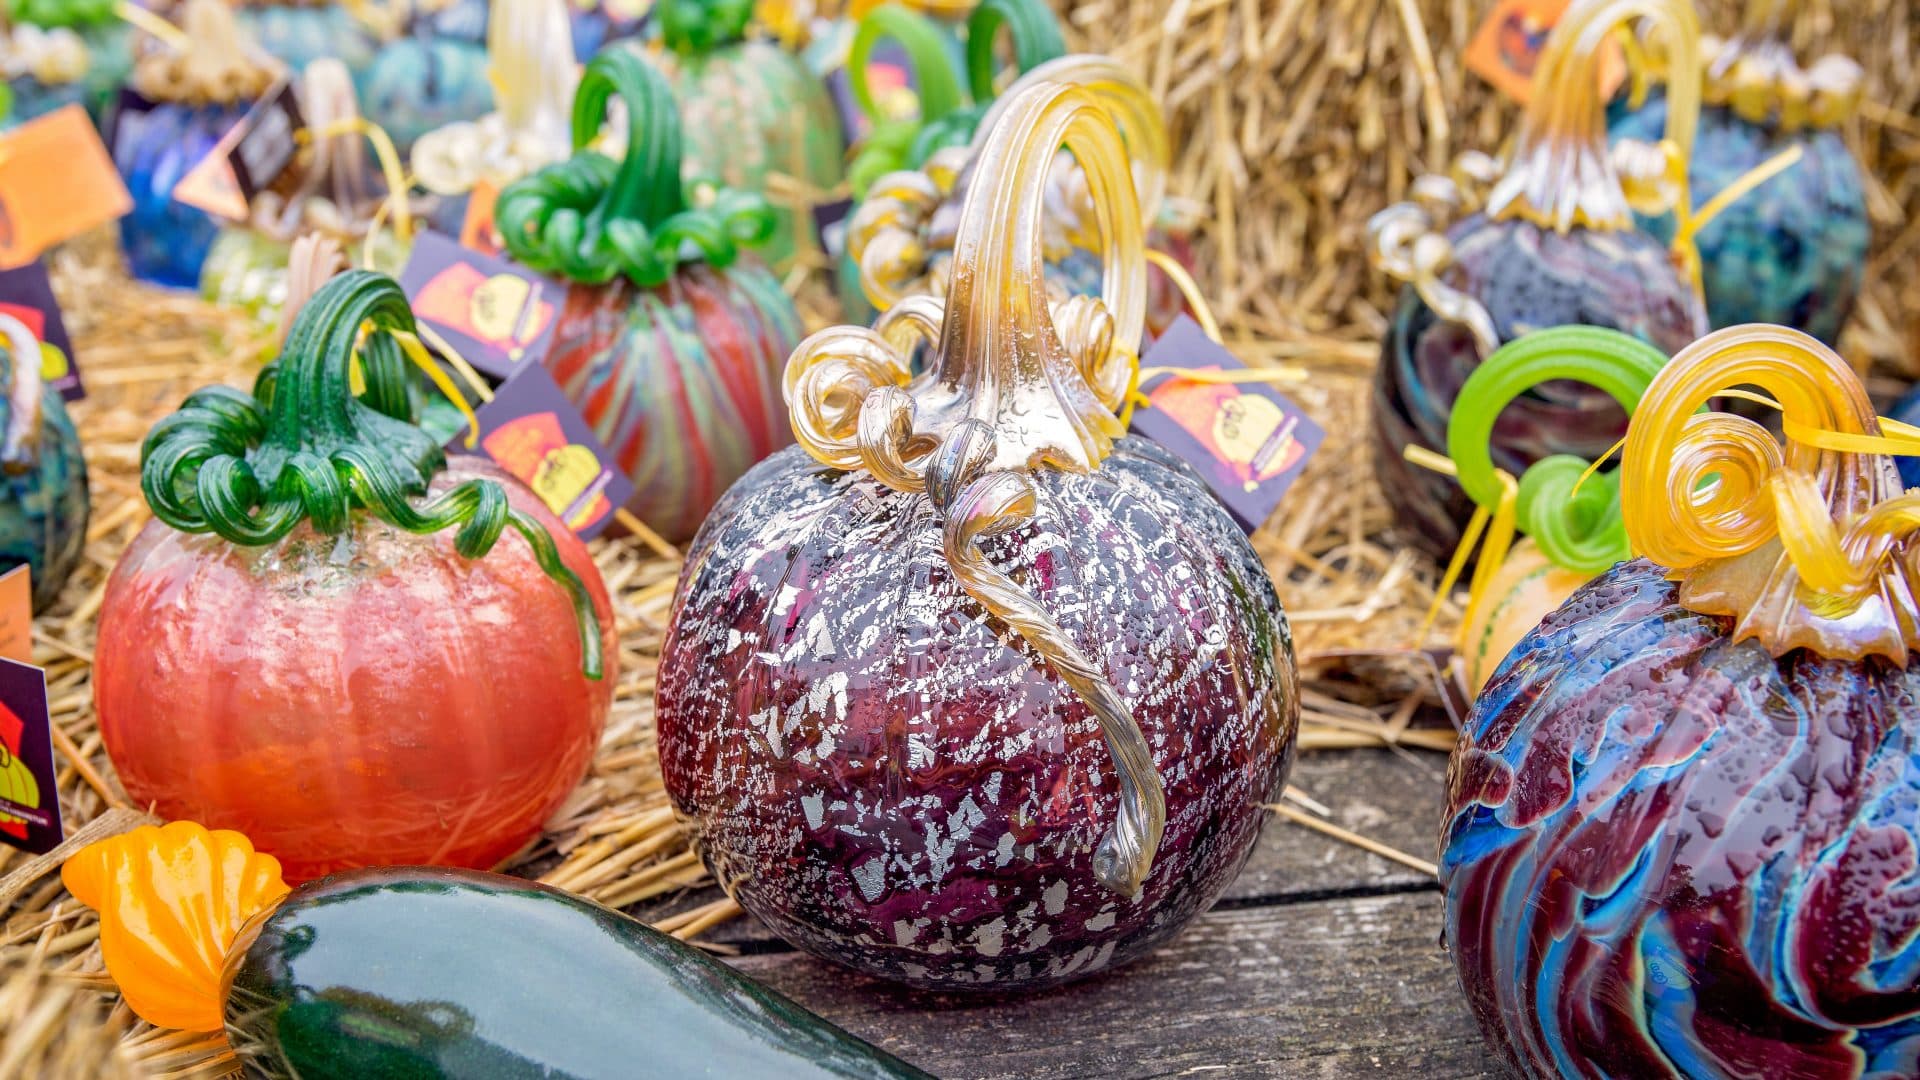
[
  {"left": 235, "top": 3, "right": 384, "bottom": 75},
  {"left": 0, "top": 316, "right": 88, "bottom": 611},
  {"left": 114, "top": 99, "right": 249, "bottom": 288},
  {"left": 357, "top": 35, "right": 494, "bottom": 154}
]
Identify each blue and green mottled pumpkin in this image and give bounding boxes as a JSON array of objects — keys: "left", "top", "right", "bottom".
[
  {"left": 235, "top": 3, "right": 383, "bottom": 75},
  {"left": 0, "top": 339, "right": 88, "bottom": 611},
  {"left": 357, "top": 35, "right": 494, "bottom": 155}
]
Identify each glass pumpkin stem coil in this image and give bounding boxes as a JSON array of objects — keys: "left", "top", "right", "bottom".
[
  {"left": 11, "top": 0, "right": 115, "bottom": 30},
  {"left": 1621, "top": 323, "right": 1920, "bottom": 662},
  {"left": 495, "top": 48, "right": 775, "bottom": 289},
  {"left": 1448, "top": 326, "right": 1669, "bottom": 577},
  {"left": 139, "top": 271, "right": 605, "bottom": 680},
  {"left": 1489, "top": 0, "right": 1701, "bottom": 233},
  {"left": 786, "top": 79, "right": 1162, "bottom": 896},
  {"left": 845, "top": 3, "right": 965, "bottom": 194}
]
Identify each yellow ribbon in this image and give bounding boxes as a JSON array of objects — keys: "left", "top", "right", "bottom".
[
  {"left": 386, "top": 328, "right": 481, "bottom": 449},
  {"left": 116, "top": 1, "right": 188, "bottom": 51},
  {"left": 298, "top": 118, "right": 417, "bottom": 258},
  {"left": 1405, "top": 445, "right": 1519, "bottom": 648}
]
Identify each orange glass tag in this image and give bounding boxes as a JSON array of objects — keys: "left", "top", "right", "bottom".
[
  {"left": 0, "top": 106, "right": 133, "bottom": 270},
  {"left": 1468, "top": 0, "right": 1627, "bottom": 106},
  {"left": 460, "top": 179, "right": 502, "bottom": 256},
  {"left": 0, "top": 565, "right": 30, "bottom": 666}
]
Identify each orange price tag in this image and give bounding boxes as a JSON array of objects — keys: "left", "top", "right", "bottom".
[
  {"left": 460, "top": 179, "right": 502, "bottom": 257},
  {"left": 0, "top": 565, "right": 31, "bottom": 666},
  {"left": 0, "top": 106, "right": 133, "bottom": 270},
  {"left": 1466, "top": 0, "right": 1627, "bottom": 107}
]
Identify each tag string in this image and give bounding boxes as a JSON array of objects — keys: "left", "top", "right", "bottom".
[{"left": 1144, "top": 247, "right": 1221, "bottom": 343}]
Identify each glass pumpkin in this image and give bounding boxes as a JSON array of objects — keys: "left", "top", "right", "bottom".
[
  {"left": 94, "top": 271, "right": 616, "bottom": 883},
  {"left": 0, "top": 314, "right": 87, "bottom": 611},
  {"left": 1440, "top": 326, "right": 1668, "bottom": 693},
  {"left": 1, "top": 0, "right": 133, "bottom": 128},
  {"left": 112, "top": 0, "right": 276, "bottom": 288},
  {"left": 358, "top": 32, "right": 494, "bottom": 155},
  {"left": 234, "top": 0, "right": 384, "bottom": 76},
  {"left": 649, "top": 0, "right": 846, "bottom": 272},
  {"left": 1607, "top": 1, "right": 1869, "bottom": 344},
  {"left": 1442, "top": 325, "right": 1920, "bottom": 1078},
  {"left": 847, "top": 52, "right": 1195, "bottom": 338},
  {"left": 1368, "top": 0, "right": 1709, "bottom": 563},
  {"left": 657, "top": 78, "right": 1299, "bottom": 991},
  {"left": 496, "top": 47, "right": 802, "bottom": 544}
]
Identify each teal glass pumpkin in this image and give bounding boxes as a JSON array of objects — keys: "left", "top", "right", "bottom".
[
  {"left": 0, "top": 317, "right": 88, "bottom": 611},
  {"left": 357, "top": 35, "right": 494, "bottom": 154},
  {"left": 235, "top": 2, "right": 383, "bottom": 75}
]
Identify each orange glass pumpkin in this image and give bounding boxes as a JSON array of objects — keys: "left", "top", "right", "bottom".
[{"left": 95, "top": 272, "right": 616, "bottom": 882}]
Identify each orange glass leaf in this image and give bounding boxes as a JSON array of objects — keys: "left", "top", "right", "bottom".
[{"left": 62, "top": 822, "right": 290, "bottom": 1032}]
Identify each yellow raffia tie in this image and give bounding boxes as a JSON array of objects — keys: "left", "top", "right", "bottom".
[
  {"left": 1115, "top": 249, "right": 1306, "bottom": 426},
  {"left": 374, "top": 325, "right": 481, "bottom": 449},
  {"left": 298, "top": 118, "right": 417, "bottom": 254},
  {"left": 1405, "top": 445, "right": 1520, "bottom": 646},
  {"left": 116, "top": 1, "right": 187, "bottom": 50}
]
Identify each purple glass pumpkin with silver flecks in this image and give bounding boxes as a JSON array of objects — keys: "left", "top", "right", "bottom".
[
  {"left": 1441, "top": 557, "right": 1920, "bottom": 1078},
  {"left": 1373, "top": 215, "right": 1705, "bottom": 561},
  {"left": 657, "top": 436, "right": 1298, "bottom": 991}
]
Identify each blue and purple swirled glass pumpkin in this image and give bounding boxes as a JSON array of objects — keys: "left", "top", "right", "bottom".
[
  {"left": 1441, "top": 557, "right": 1920, "bottom": 1078},
  {"left": 1374, "top": 216, "right": 1705, "bottom": 561},
  {"left": 113, "top": 100, "right": 249, "bottom": 288},
  {"left": 1610, "top": 91, "right": 1869, "bottom": 345}
]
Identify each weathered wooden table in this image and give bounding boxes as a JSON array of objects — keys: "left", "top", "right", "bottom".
[{"left": 655, "top": 749, "right": 1504, "bottom": 1079}]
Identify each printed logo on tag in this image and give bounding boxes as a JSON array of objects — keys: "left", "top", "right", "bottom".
[
  {"left": 172, "top": 77, "right": 306, "bottom": 222},
  {"left": 1128, "top": 315, "right": 1324, "bottom": 533},
  {"left": 467, "top": 364, "right": 634, "bottom": 540},
  {"left": 0, "top": 652, "right": 61, "bottom": 855},
  {"left": 1465, "top": 0, "right": 1626, "bottom": 106},
  {"left": 0, "top": 262, "right": 80, "bottom": 400},
  {"left": 400, "top": 231, "right": 559, "bottom": 380},
  {"left": 0, "top": 105, "right": 132, "bottom": 270}
]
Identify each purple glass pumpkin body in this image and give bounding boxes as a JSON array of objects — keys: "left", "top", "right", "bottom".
[
  {"left": 1373, "top": 215, "right": 1704, "bottom": 560},
  {"left": 658, "top": 437, "right": 1299, "bottom": 990},
  {"left": 1441, "top": 557, "right": 1920, "bottom": 1078}
]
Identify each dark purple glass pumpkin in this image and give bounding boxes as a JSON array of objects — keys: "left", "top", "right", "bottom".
[{"left": 657, "top": 78, "right": 1298, "bottom": 991}]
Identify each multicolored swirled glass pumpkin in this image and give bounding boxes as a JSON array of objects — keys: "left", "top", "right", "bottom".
[
  {"left": 94, "top": 272, "right": 615, "bottom": 882},
  {"left": 2, "top": 0, "right": 133, "bottom": 126},
  {"left": 1369, "top": 0, "right": 1708, "bottom": 562},
  {"left": 847, "top": 51, "right": 1194, "bottom": 337},
  {"left": 648, "top": 0, "right": 845, "bottom": 271},
  {"left": 1608, "top": 1, "right": 1869, "bottom": 344},
  {"left": 1442, "top": 324, "right": 1920, "bottom": 1078},
  {"left": 112, "top": 0, "right": 277, "bottom": 288},
  {"left": 496, "top": 47, "right": 801, "bottom": 543},
  {"left": 657, "top": 78, "right": 1298, "bottom": 991},
  {"left": 0, "top": 314, "right": 87, "bottom": 611},
  {"left": 1441, "top": 326, "right": 1667, "bottom": 692}
]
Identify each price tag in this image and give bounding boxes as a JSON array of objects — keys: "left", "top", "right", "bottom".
[
  {"left": 466, "top": 364, "right": 634, "bottom": 541},
  {"left": 1128, "top": 315, "right": 1325, "bottom": 533},
  {"left": 459, "top": 179, "right": 502, "bottom": 257},
  {"left": 1466, "top": 0, "right": 1627, "bottom": 106},
  {"left": 172, "top": 77, "right": 306, "bottom": 222},
  {"left": 0, "top": 105, "right": 132, "bottom": 270},
  {"left": 0, "top": 262, "right": 81, "bottom": 401},
  {"left": 0, "top": 565, "right": 29, "bottom": 667},
  {"left": 0, "top": 650, "right": 61, "bottom": 856},
  {"left": 400, "top": 230, "right": 560, "bottom": 380}
]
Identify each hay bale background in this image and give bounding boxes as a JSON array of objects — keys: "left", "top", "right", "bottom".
[{"left": 3, "top": 1, "right": 1918, "bottom": 1073}]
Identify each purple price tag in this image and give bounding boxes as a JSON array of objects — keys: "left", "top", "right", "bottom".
[
  {"left": 466, "top": 362, "right": 634, "bottom": 541},
  {"left": 1128, "top": 315, "right": 1324, "bottom": 533},
  {"left": 0, "top": 656, "right": 62, "bottom": 855},
  {"left": 400, "top": 230, "right": 562, "bottom": 380},
  {"left": 0, "top": 261, "right": 80, "bottom": 400}
]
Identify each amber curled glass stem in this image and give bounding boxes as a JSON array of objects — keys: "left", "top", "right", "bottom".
[
  {"left": 786, "top": 79, "right": 1161, "bottom": 896},
  {"left": 139, "top": 271, "right": 605, "bottom": 680},
  {"left": 1488, "top": 0, "right": 1701, "bottom": 232},
  {"left": 496, "top": 48, "right": 774, "bottom": 288},
  {"left": 1620, "top": 323, "right": 1920, "bottom": 661}
]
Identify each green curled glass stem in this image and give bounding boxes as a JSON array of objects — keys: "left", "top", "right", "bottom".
[
  {"left": 139, "top": 271, "right": 605, "bottom": 681},
  {"left": 850, "top": 4, "right": 966, "bottom": 130},
  {"left": 12, "top": 0, "right": 115, "bottom": 30},
  {"left": 497, "top": 47, "right": 775, "bottom": 288},
  {"left": 656, "top": 0, "right": 754, "bottom": 55},
  {"left": 1445, "top": 325, "right": 1670, "bottom": 577},
  {"left": 964, "top": 0, "right": 1064, "bottom": 102}
]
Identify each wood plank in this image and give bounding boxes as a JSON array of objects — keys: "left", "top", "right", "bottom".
[{"left": 726, "top": 890, "right": 1500, "bottom": 1079}]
